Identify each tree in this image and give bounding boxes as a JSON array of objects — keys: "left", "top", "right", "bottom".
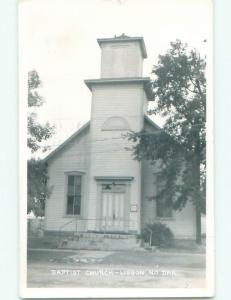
[
  {"left": 28, "top": 70, "right": 54, "bottom": 153},
  {"left": 27, "top": 70, "right": 55, "bottom": 216},
  {"left": 27, "top": 158, "right": 51, "bottom": 217},
  {"left": 128, "top": 40, "right": 206, "bottom": 244}
]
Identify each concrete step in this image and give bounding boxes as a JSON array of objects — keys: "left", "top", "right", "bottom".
[
  {"left": 74, "top": 232, "right": 137, "bottom": 240},
  {"left": 58, "top": 233, "right": 142, "bottom": 251}
]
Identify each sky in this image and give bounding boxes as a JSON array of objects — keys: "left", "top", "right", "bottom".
[{"left": 19, "top": 0, "right": 212, "bottom": 157}]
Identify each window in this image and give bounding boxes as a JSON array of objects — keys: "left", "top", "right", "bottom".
[
  {"left": 102, "top": 116, "right": 130, "bottom": 131},
  {"left": 66, "top": 175, "right": 82, "bottom": 215},
  {"left": 153, "top": 173, "right": 172, "bottom": 219},
  {"left": 156, "top": 198, "right": 172, "bottom": 218}
]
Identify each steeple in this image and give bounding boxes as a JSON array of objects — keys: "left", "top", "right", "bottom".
[
  {"left": 84, "top": 35, "right": 150, "bottom": 234},
  {"left": 97, "top": 34, "right": 147, "bottom": 78}
]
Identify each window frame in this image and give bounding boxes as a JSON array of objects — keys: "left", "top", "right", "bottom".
[
  {"left": 154, "top": 173, "right": 174, "bottom": 220},
  {"left": 64, "top": 171, "right": 85, "bottom": 217},
  {"left": 156, "top": 197, "right": 173, "bottom": 219}
]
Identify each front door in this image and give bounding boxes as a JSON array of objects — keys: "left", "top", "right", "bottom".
[{"left": 101, "top": 184, "right": 126, "bottom": 232}]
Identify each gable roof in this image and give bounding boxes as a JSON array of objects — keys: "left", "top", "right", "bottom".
[
  {"left": 43, "top": 121, "right": 90, "bottom": 163},
  {"left": 43, "top": 116, "right": 161, "bottom": 162},
  {"left": 144, "top": 114, "right": 162, "bottom": 131}
]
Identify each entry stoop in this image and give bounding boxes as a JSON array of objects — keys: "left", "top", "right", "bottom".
[{"left": 58, "top": 232, "right": 142, "bottom": 251}]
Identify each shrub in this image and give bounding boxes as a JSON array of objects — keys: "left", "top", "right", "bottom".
[{"left": 141, "top": 222, "right": 174, "bottom": 248}]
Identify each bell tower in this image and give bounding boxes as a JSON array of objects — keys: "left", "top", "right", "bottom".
[
  {"left": 98, "top": 34, "right": 147, "bottom": 78},
  {"left": 84, "top": 35, "right": 152, "bottom": 234}
]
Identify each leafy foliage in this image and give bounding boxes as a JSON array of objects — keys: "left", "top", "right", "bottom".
[
  {"left": 27, "top": 70, "right": 55, "bottom": 216},
  {"left": 27, "top": 70, "right": 55, "bottom": 153},
  {"left": 28, "top": 70, "right": 44, "bottom": 107},
  {"left": 128, "top": 40, "right": 206, "bottom": 242},
  {"left": 27, "top": 159, "right": 51, "bottom": 217},
  {"left": 141, "top": 222, "right": 174, "bottom": 248}
]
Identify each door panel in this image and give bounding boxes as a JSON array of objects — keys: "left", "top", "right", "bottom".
[
  {"left": 102, "top": 193, "right": 108, "bottom": 228},
  {"left": 107, "top": 193, "right": 113, "bottom": 227},
  {"left": 101, "top": 188, "right": 126, "bottom": 232}
]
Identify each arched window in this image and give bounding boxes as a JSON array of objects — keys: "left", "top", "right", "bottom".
[{"left": 102, "top": 116, "right": 130, "bottom": 131}]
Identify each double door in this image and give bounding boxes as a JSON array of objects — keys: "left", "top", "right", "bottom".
[{"left": 101, "top": 184, "right": 126, "bottom": 232}]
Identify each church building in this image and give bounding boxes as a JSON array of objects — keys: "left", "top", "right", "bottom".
[{"left": 44, "top": 35, "right": 196, "bottom": 244}]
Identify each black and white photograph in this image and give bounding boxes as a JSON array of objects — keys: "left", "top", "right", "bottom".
[{"left": 19, "top": 0, "right": 213, "bottom": 297}]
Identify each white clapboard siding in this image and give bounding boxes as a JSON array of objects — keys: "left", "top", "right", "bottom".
[{"left": 45, "top": 126, "right": 90, "bottom": 232}]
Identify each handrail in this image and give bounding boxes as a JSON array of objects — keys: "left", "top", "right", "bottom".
[
  {"left": 58, "top": 218, "right": 77, "bottom": 245},
  {"left": 59, "top": 218, "right": 77, "bottom": 232},
  {"left": 58, "top": 217, "right": 139, "bottom": 242},
  {"left": 57, "top": 218, "right": 163, "bottom": 247},
  {"left": 58, "top": 217, "right": 161, "bottom": 232}
]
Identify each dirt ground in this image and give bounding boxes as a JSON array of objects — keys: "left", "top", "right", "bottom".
[{"left": 27, "top": 249, "right": 206, "bottom": 288}]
